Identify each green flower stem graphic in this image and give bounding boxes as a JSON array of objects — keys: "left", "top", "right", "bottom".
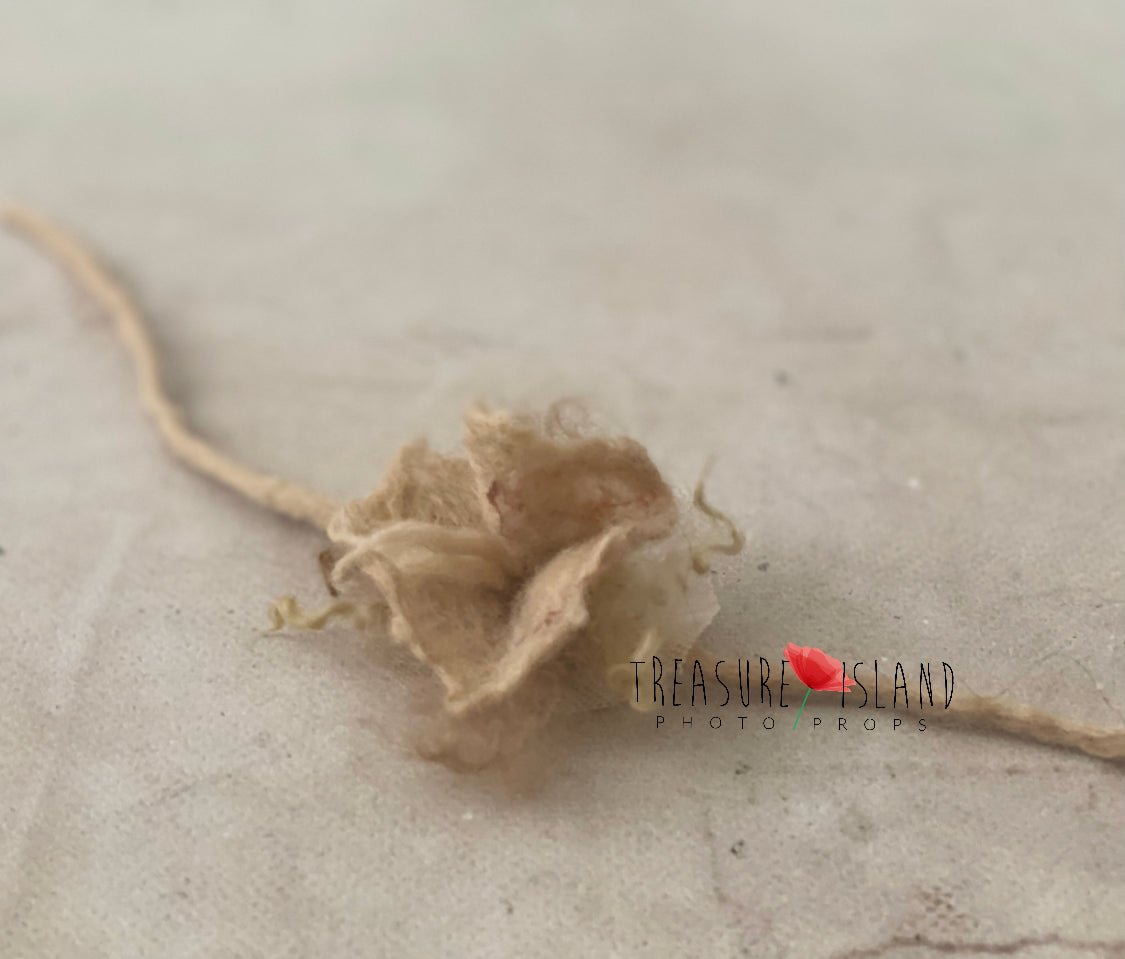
[{"left": 793, "top": 687, "right": 812, "bottom": 730}]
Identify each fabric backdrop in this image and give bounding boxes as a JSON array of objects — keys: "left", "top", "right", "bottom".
[{"left": 1, "top": 3, "right": 1122, "bottom": 956}]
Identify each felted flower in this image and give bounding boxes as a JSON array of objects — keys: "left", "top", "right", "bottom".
[{"left": 276, "top": 403, "right": 736, "bottom": 768}]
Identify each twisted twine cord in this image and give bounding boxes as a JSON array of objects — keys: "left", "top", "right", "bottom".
[
  {"left": 1, "top": 202, "right": 337, "bottom": 530},
  {"left": 788, "top": 672, "right": 1125, "bottom": 762},
  {"left": 3, "top": 202, "right": 1122, "bottom": 763},
  {"left": 946, "top": 690, "right": 1125, "bottom": 760}
]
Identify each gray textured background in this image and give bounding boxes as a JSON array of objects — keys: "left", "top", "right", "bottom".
[{"left": 2, "top": 3, "right": 1123, "bottom": 957}]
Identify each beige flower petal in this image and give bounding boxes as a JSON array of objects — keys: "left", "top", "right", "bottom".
[
  {"left": 354, "top": 547, "right": 512, "bottom": 704},
  {"left": 329, "top": 438, "right": 482, "bottom": 543},
  {"left": 447, "top": 524, "right": 631, "bottom": 715},
  {"left": 463, "top": 406, "right": 679, "bottom": 563}
]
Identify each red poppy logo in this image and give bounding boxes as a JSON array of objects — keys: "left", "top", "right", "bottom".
[
  {"left": 786, "top": 643, "right": 857, "bottom": 693},
  {"left": 785, "top": 643, "right": 856, "bottom": 728}
]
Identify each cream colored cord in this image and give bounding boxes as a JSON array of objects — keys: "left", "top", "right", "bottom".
[{"left": 1, "top": 203, "right": 338, "bottom": 529}]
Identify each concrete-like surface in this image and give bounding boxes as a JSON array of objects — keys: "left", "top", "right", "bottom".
[{"left": 2, "top": 3, "right": 1122, "bottom": 956}]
